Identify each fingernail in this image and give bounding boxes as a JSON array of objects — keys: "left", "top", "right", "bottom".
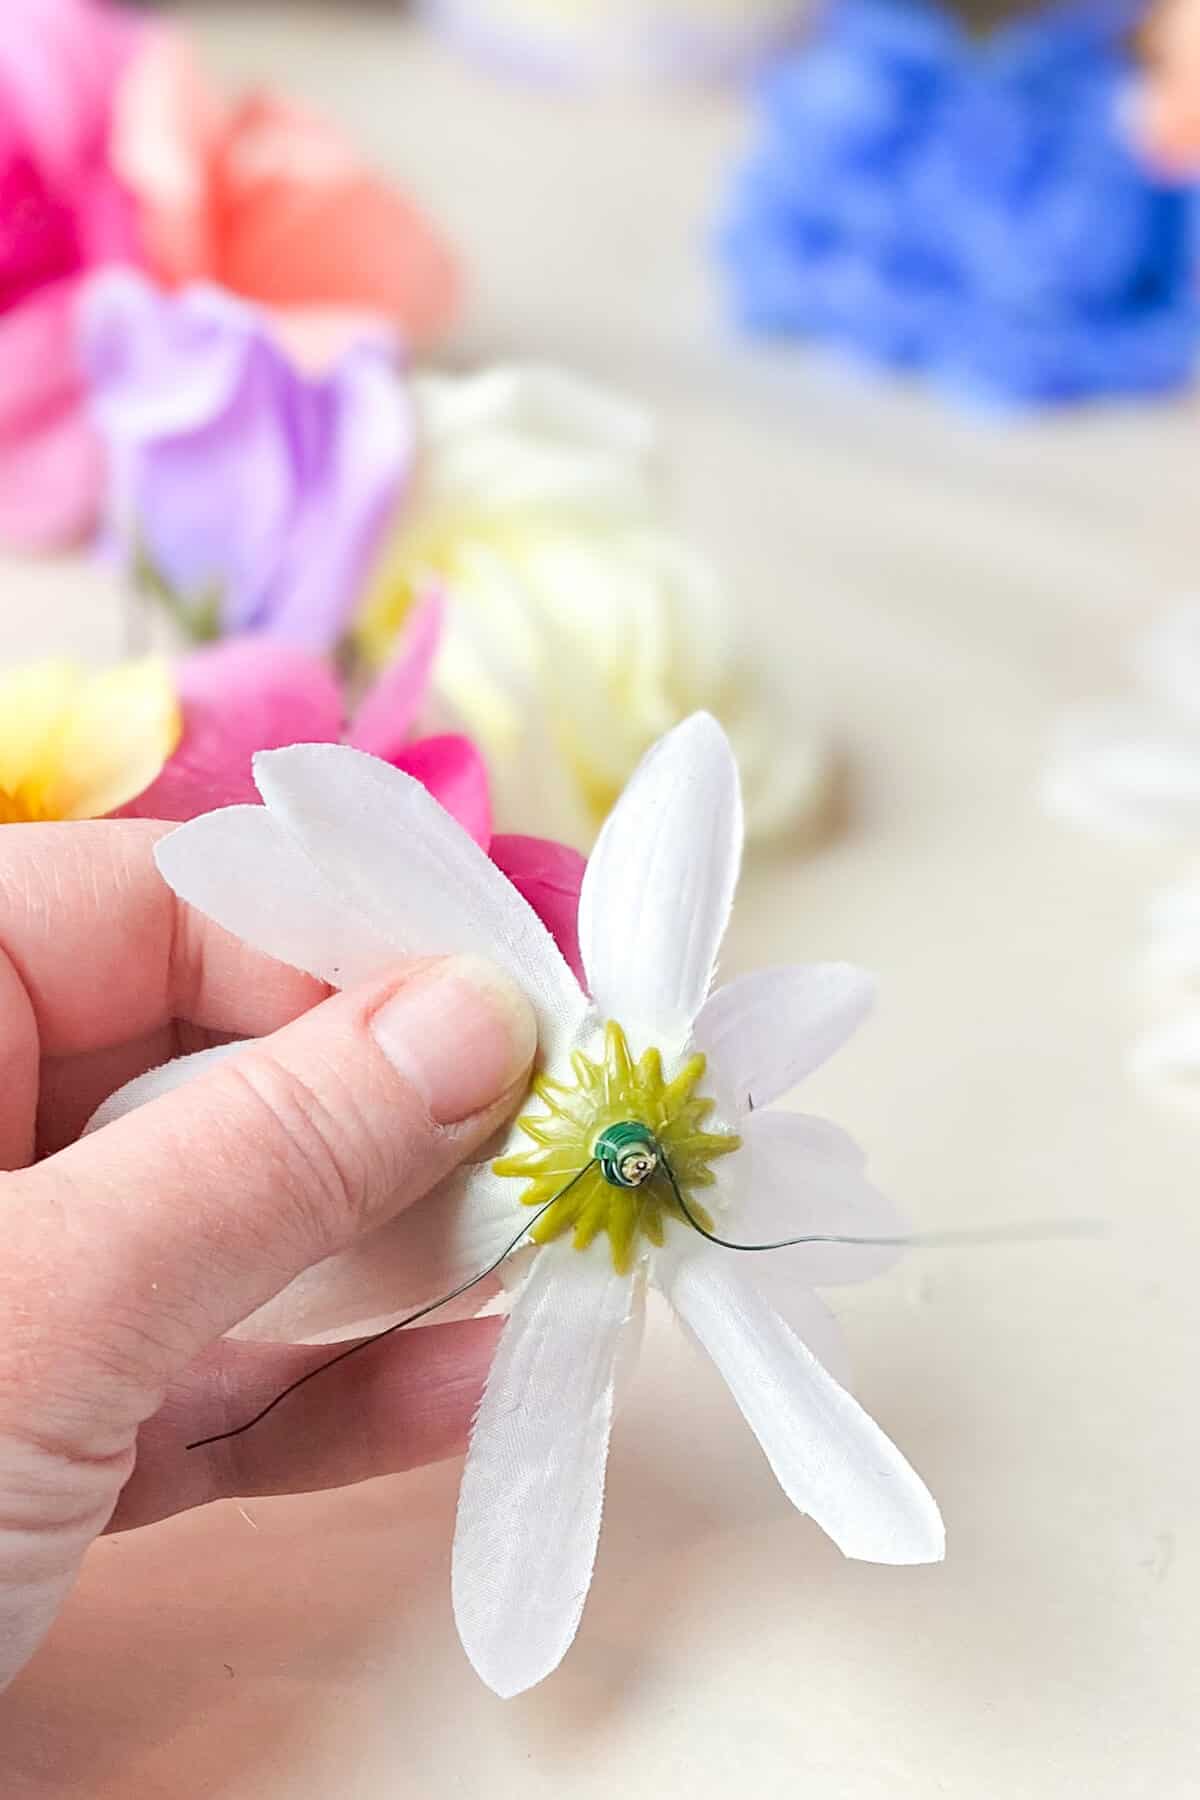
[{"left": 370, "top": 956, "right": 538, "bottom": 1125}]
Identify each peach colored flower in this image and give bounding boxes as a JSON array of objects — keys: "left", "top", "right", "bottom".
[
  {"left": 1132, "top": 0, "right": 1200, "bottom": 174},
  {"left": 113, "top": 27, "right": 458, "bottom": 360}
]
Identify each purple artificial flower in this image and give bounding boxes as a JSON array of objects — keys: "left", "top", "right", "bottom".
[
  {"left": 720, "top": 0, "right": 1200, "bottom": 408},
  {"left": 82, "top": 270, "right": 411, "bottom": 647}
]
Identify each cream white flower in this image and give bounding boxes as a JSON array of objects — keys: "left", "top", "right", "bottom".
[
  {"left": 1044, "top": 602, "right": 1200, "bottom": 1102},
  {"left": 93, "top": 713, "right": 941, "bottom": 1696},
  {"left": 356, "top": 365, "right": 830, "bottom": 848},
  {"left": 1044, "top": 602, "right": 1200, "bottom": 842}
]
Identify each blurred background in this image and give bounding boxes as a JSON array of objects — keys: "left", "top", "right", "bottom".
[{"left": 1, "top": 2, "right": 1198, "bottom": 1796}]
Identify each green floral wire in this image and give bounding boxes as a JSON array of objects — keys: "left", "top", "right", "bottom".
[
  {"left": 186, "top": 1160, "right": 599, "bottom": 1451},
  {"left": 658, "top": 1154, "right": 1100, "bottom": 1254},
  {"left": 187, "top": 1143, "right": 1098, "bottom": 1452}
]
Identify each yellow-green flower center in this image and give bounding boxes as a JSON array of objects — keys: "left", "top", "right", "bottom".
[{"left": 493, "top": 1021, "right": 741, "bottom": 1274}]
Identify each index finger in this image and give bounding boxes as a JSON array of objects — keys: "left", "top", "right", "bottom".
[{"left": 0, "top": 820, "right": 325, "bottom": 1164}]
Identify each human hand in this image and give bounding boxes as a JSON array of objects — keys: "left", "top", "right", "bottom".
[{"left": 0, "top": 821, "right": 536, "bottom": 1690}]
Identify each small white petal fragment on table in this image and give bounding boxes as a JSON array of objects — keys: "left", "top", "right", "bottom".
[
  {"left": 1044, "top": 702, "right": 1200, "bottom": 841},
  {"left": 1128, "top": 1012, "right": 1200, "bottom": 1107},
  {"left": 253, "top": 744, "right": 589, "bottom": 1067},
  {"left": 722, "top": 1109, "right": 905, "bottom": 1288},
  {"left": 1143, "top": 878, "right": 1200, "bottom": 990},
  {"left": 452, "top": 1240, "right": 636, "bottom": 1699},
  {"left": 667, "top": 1257, "right": 944, "bottom": 1566},
  {"left": 1135, "top": 600, "right": 1200, "bottom": 720},
  {"left": 578, "top": 712, "right": 742, "bottom": 1044},
  {"left": 693, "top": 962, "right": 877, "bottom": 1116}
]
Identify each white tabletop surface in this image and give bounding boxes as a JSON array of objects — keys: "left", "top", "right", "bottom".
[{"left": 2, "top": 9, "right": 1198, "bottom": 1796}]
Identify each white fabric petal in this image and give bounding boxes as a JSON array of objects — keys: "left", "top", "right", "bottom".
[
  {"left": 1128, "top": 1012, "right": 1200, "bottom": 1110},
  {"left": 578, "top": 712, "right": 742, "bottom": 1046},
  {"left": 254, "top": 744, "right": 588, "bottom": 1070},
  {"left": 666, "top": 1257, "right": 943, "bottom": 1565},
  {"left": 155, "top": 805, "right": 402, "bottom": 989},
  {"left": 84, "top": 1042, "right": 247, "bottom": 1134},
  {"left": 452, "top": 1241, "right": 635, "bottom": 1698},
  {"left": 707, "top": 1109, "right": 905, "bottom": 1286},
  {"left": 750, "top": 1284, "right": 851, "bottom": 1391},
  {"left": 232, "top": 1162, "right": 526, "bottom": 1342},
  {"left": 693, "top": 964, "right": 876, "bottom": 1117},
  {"left": 1135, "top": 602, "right": 1200, "bottom": 721},
  {"left": 1143, "top": 877, "right": 1200, "bottom": 992},
  {"left": 1042, "top": 703, "right": 1200, "bottom": 842},
  {"left": 86, "top": 1057, "right": 526, "bottom": 1342}
]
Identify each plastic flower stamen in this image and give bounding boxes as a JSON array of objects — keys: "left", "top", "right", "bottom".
[
  {"left": 88, "top": 711, "right": 943, "bottom": 1697},
  {"left": 495, "top": 1021, "right": 738, "bottom": 1271},
  {"left": 0, "top": 659, "right": 180, "bottom": 823}
]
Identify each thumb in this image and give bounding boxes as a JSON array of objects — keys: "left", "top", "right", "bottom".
[{"left": 0, "top": 954, "right": 536, "bottom": 1447}]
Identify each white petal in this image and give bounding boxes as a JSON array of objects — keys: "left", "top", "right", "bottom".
[
  {"left": 694, "top": 964, "right": 876, "bottom": 1116},
  {"left": 254, "top": 744, "right": 588, "bottom": 1069},
  {"left": 666, "top": 1257, "right": 943, "bottom": 1565},
  {"left": 1042, "top": 704, "right": 1200, "bottom": 841},
  {"left": 452, "top": 1241, "right": 635, "bottom": 1698},
  {"left": 1148, "top": 876, "right": 1200, "bottom": 939},
  {"left": 1135, "top": 602, "right": 1200, "bottom": 720},
  {"left": 86, "top": 1060, "right": 527, "bottom": 1342},
  {"left": 233, "top": 1162, "right": 526, "bottom": 1342},
  {"left": 83, "top": 1042, "right": 248, "bottom": 1134},
  {"left": 1142, "top": 877, "right": 1200, "bottom": 993},
  {"left": 1128, "top": 1013, "right": 1200, "bottom": 1111},
  {"left": 750, "top": 1283, "right": 851, "bottom": 1390},
  {"left": 156, "top": 805, "right": 401, "bottom": 988},
  {"left": 709, "top": 1110, "right": 905, "bottom": 1286},
  {"left": 578, "top": 713, "right": 742, "bottom": 1045}
]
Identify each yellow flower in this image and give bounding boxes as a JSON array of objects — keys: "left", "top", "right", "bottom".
[
  {"left": 0, "top": 660, "right": 182, "bottom": 824},
  {"left": 356, "top": 365, "right": 831, "bottom": 848}
]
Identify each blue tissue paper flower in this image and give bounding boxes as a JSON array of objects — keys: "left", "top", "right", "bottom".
[{"left": 720, "top": 0, "right": 1200, "bottom": 406}]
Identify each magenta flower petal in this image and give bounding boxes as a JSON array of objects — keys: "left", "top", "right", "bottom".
[
  {"left": 0, "top": 0, "right": 140, "bottom": 185},
  {"left": 127, "top": 638, "right": 343, "bottom": 820},
  {"left": 0, "top": 284, "right": 81, "bottom": 434},
  {"left": 489, "top": 833, "right": 586, "bottom": 986},
  {"left": 348, "top": 590, "right": 444, "bottom": 763},
  {"left": 0, "top": 390, "right": 102, "bottom": 550},
  {"left": 392, "top": 733, "right": 492, "bottom": 848},
  {"left": 0, "top": 282, "right": 104, "bottom": 548}
]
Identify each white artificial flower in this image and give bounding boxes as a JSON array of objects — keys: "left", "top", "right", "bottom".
[
  {"left": 356, "top": 365, "right": 831, "bottom": 849},
  {"left": 1044, "top": 602, "right": 1200, "bottom": 842},
  {"left": 94, "top": 713, "right": 942, "bottom": 1696},
  {"left": 1043, "top": 602, "right": 1200, "bottom": 1105}
]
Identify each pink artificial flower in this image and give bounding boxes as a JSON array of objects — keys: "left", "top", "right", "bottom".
[
  {"left": 124, "top": 598, "right": 585, "bottom": 979},
  {"left": 0, "top": 6, "right": 458, "bottom": 555},
  {"left": 0, "top": 0, "right": 143, "bottom": 551},
  {"left": 112, "top": 26, "right": 459, "bottom": 361}
]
